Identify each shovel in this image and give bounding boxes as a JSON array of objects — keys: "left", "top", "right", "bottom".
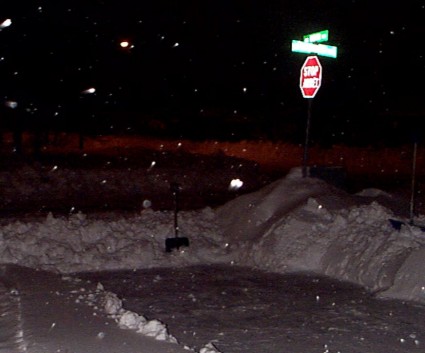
[{"left": 165, "top": 182, "right": 190, "bottom": 252}]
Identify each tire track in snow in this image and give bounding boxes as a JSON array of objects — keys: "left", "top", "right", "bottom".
[{"left": 0, "top": 275, "right": 28, "bottom": 352}]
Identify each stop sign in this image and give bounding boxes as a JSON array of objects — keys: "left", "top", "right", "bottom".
[{"left": 300, "top": 55, "right": 322, "bottom": 98}]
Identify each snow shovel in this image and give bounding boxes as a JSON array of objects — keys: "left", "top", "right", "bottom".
[{"left": 165, "top": 182, "right": 190, "bottom": 252}]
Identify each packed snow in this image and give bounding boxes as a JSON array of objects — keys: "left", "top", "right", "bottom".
[{"left": 1, "top": 166, "right": 425, "bottom": 352}]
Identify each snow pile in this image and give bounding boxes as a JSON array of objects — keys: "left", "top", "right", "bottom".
[
  {"left": 199, "top": 343, "right": 223, "bottom": 353},
  {"left": 217, "top": 168, "right": 425, "bottom": 302},
  {"left": 102, "top": 290, "right": 225, "bottom": 353},
  {"left": 101, "top": 289, "right": 178, "bottom": 343},
  {"left": 1, "top": 167, "right": 425, "bottom": 305},
  {"left": 0, "top": 208, "right": 230, "bottom": 273},
  {"left": 377, "top": 247, "right": 425, "bottom": 302},
  {"left": 68, "top": 279, "right": 222, "bottom": 352}
]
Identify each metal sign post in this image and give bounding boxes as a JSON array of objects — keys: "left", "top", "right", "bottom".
[
  {"left": 409, "top": 140, "right": 418, "bottom": 224},
  {"left": 300, "top": 55, "right": 322, "bottom": 177},
  {"left": 291, "top": 30, "right": 337, "bottom": 177},
  {"left": 302, "top": 99, "right": 313, "bottom": 178}
]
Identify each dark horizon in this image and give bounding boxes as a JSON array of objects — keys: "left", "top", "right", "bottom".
[{"left": 0, "top": 1, "right": 424, "bottom": 146}]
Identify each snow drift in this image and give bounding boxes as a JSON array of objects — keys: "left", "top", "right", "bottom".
[
  {"left": 1, "top": 168, "right": 425, "bottom": 305},
  {"left": 217, "top": 168, "right": 425, "bottom": 303}
]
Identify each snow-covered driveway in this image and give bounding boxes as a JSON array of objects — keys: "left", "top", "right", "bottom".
[
  {"left": 0, "top": 264, "right": 188, "bottom": 353},
  {"left": 80, "top": 264, "right": 425, "bottom": 353}
]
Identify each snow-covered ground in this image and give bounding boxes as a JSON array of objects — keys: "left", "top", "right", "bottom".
[
  {"left": 78, "top": 264, "right": 425, "bottom": 353},
  {"left": 1, "top": 154, "right": 425, "bottom": 352},
  {"left": 2, "top": 167, "right": 424, "bottom": 302}
]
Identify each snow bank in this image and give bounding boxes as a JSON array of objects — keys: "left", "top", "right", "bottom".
[
  {"left": 1, "top": 167, "right": 425, "bottom": 305},
  {"left": 0, "top": 208, "right": 230, "bottom": 273},
  {"left": 377, "top": 247, "right": 425, "bottom": 302},
  {"left": 217, "top": 168, "right": 425, "bottom": 303}
]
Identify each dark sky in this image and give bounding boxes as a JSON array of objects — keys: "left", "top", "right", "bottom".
[{"left": 0, "top": 1, "right": 424, "bottom": 144}]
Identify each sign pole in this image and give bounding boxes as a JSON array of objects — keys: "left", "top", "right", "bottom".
[
  {"left": 302, "top": 99, "right": 312, "bottom": 178},
  {"left": 299, "top": 56, "right": 321, "bottom": 178},
  {"left": 409, "top": 140, "right": 418, "bottom": 224},
  {"left": 292, "top": 31, "right": 337, "bottom": 177}
]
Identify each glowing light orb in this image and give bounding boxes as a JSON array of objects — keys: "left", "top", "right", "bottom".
[
  {"left": 119, "top": 41, "right": 134, "bottom": 49},
  {"left": 82, "top": 87, "right": 96, "bottom": 94},
  {"left": 228, "top": 178, "right": 243, "bottom": 191},
  {"left": 143, "top": 200, "right": 152, "bottom": 208},
  {"left": 5, "top": 100, "right": 18, "bottom": 109},
  {"left": 0, "top": 19, "right": 12, "bottom": 29}
]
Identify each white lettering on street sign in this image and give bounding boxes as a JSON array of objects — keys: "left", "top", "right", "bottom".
[
  {"left": 291, "top": 40, "right": 337, "bottom": 58},
  {"left": 303, "top": 77, "right": 320, "bottom": 88},
  {"left": 303, "top": 30, "right": 329, "bottom": 43},
  {"left": 303, "top": 66, "right": 319, "bottom": 76}
]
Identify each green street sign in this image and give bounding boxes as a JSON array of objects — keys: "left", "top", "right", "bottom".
[
  {"left": 291, "top": 40, "right": 337, "bottom": 58},
  {"left": 303, "top": 30, "right": 329, "bottom": 43}
]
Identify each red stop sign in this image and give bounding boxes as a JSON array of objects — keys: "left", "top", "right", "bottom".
[{"left": 300, "top": 55, "right": 322, "bottom": 98}]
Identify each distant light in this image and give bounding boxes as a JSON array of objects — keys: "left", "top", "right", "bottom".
[
  {"left": 242, "top": 87, "right": 247, "bottom": 92},
  {"left": 172, "top": 42, "right": 179, "bottom": 48},
  {"left": 0, "top": 19, "right": 12, "bottom": 29},
  {"left": 82, "top": 87, "right": 96, "bottom": 94},
  {"left": 119, "top": 40, "right": 134, "bottom": 49},
  {"left": 5, "top": 100, "right": 18, "bottom": 109}
]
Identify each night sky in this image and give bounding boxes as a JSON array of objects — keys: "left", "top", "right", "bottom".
[{"left": 0, "top": 1, "right": 424, "bottom": 145}]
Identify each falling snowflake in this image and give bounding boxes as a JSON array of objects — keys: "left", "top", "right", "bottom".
[
  {"left": 82, "top": 87, "right": 96, "bottom": 94},
  {"left": 228, "top": 179, "right": 243, "bottom": 191},
  {"left": 120, "top": 41, "right": 134, "bottom": 49},
  {"left": 5, "top": 101, "right": 18, "bottom": 109},
  {"left": 0, "top": 18, "right": 12, "bottom": 29}
]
